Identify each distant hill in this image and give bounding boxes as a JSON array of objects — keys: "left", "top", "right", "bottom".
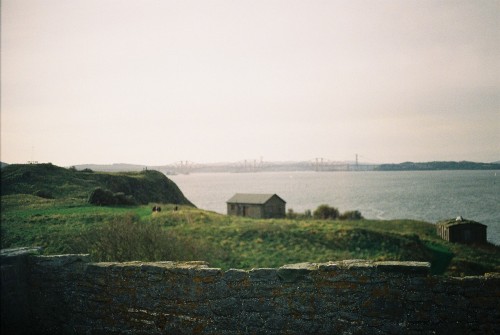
[
  {"left": 73, "top": 163, "right": 147, "bottom": 172},
  {"left": 375, "top": 161, "right": 500, "bottom": 171},
  {"left": 0, "top": 163, "right": 194, "bottom": 206}
]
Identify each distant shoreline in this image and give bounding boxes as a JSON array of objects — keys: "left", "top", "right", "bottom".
[
  {"left": 374, "top": 161, "right": 500, "bottom": 171},
  {"left": 2, "top": 160, "right": 499, "bottom": 174},
  {"left": 74, "top": 160, "right": 500, "bottom": 174}
]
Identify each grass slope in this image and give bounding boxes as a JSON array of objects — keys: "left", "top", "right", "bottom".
[
  {"left": 2, "top": 194, "right": 499, "bottom": 276},
  {"left": 1, "top": 163, "right": 193, "bottom": 205}
]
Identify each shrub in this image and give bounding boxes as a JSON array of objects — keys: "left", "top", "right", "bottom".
[
  {"left": 88, "top": 188, "right": 137, "bottom": 206},
  {"left": 313, "top": 204, "right": 339, "bottom": 220},
  {"left": 286, "top": 209, "right": 298, "bottom": 219},
  {"left": 81, "top": 213, "right": 215, "bottom": 262},
  {"left": 88, "top": 214, "right": 177, "bottom": 261},
  {"left": 88, "top": 188, "right": 117, "bottom": 205},
  {"left": 287, "top": 208, "right": 313, "bottom": 220},
  {"left": 114, "top": 192, "right": 137, "bottom": 205},
  {"left": 34, "top": 190, "right": 54, "bottom": 199},
  {"left": 339, "top": 210, "right": 364, "bottom": 220}
]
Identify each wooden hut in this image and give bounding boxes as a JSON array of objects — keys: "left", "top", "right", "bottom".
[
  {"left": 436, "top": 216, "right": 487, "bottom": 244},
  {"left": 227, "top": 193, "right": 286, "bottom": 219}
]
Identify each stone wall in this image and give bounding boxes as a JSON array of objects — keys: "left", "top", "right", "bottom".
[{"left": 1, "top": 248, "right": 499, "bottom": 334}]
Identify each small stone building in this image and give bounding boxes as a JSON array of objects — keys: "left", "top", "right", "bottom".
[
  {"left": 227, "top": 193, "right": 286, "bottom": 219},
  {"left": 436, "top": 216, "right": 487, "bottom": 244}
]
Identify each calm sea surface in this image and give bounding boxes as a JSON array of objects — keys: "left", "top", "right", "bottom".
[{"left": 169, "top": 170, "right": 500, "bottom": 245}]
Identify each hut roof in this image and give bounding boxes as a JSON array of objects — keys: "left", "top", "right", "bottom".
[
  {"left": 436, "top": 216, "right": 487, "bottom": 228},
  {"left": 227, "top": 193, "right": 286, "bottom": 205}
]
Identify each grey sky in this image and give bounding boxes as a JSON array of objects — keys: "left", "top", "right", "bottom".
[{"left": 1, "top": 0, "right": 499, "bottom": 166}]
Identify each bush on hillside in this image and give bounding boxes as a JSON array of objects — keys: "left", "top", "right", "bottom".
[
  {"left": 113, "top": 192, "right": 136, "bottom": 205},
  {"left": 313, "top": 204, "right": 339, "bottom": 220},
  {"left": 88, "top": 188, "right": 137, "bottom": 206},
  {"left": 88, "top": 188, "right": 116, "bottom": 205},
  {"left": 34, "top": 190, "right": 54, "bottom": 199},
  {"left": 286, "top": 209, "right": 298, "bottom": 219},
  {"left": 78, "top": 213, "right": 215, "bottom": 262},
  {"left": 287, "top": 208, "right": 313, "bottom": 220},
  {"left": 339, "top": 210, "right": 364, "bottom": 220}
]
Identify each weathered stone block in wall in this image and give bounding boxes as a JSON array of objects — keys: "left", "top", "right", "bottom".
[
  {"left": 246, "top": 268, "right": 280, "bottom": 298},
  {"left": 1, "top": 247, "right": 43, "bottom": 335},
  {"left": 223, "top": 268, "right": 248, "bottom": 282},
  {"left": 373, "top": 261, "right": 431, "bottom": 276},
  {"left": 28, "top": 253, "right": 91, "bottom": 334},
  {"left": 317, "top": 260, "right": 374, "bottom": 283},
  {"left": 32, "top": 253, "right": 90, "bottom": 268},
  {"left": 277, "top": 262, "right": 317, "bottom": 283},
  {"left": 249, "top": 267, "right": 278, "bottom": 282}
]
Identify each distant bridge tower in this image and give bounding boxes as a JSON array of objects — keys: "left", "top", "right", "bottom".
[
  {"left": 315, "top": 158, "right": 325, "bottom": 171},
  {"left": 176, "top": 160, "right": 194, "bottom": 174}
]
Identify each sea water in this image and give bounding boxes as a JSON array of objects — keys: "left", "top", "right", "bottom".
[{"left": 169, "top": 170, "right": 500, "bottom": 245}]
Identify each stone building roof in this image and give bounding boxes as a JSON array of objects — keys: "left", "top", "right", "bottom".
[
  {"left": 227, "top": 193, "right": 286, "bottom": 205},
  {"left": 436, "top": 216, "right": 486, "bottom": 228}
]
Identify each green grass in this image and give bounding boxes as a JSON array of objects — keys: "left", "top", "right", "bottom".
[
  {"left": 425, "top": 243, "right": 454, "bottom": 274},
  {"left": 1, "top": 163, "right": 193, "bottom": 205},
  {"left": 2, "top": 194, "right": 499, "bottom": 276}
]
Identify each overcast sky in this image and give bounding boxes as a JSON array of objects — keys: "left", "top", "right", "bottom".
[{"left": 1, "top": 0, "right": 499, "bottom": 166}]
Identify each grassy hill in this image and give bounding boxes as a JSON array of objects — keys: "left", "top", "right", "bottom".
[
  {"left": 1, "top": 163, "right": 193, "bottom": 205},
  {"left": 1, "top": 164, "right": 499, "bottom": 276},
  {"left": 2, "top": 194, "right": 499, "bottom": 276}
]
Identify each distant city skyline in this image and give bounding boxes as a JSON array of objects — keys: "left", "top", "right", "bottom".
[
  {"left": 2, "top": 0, "right": 499, "bottom": 166},
  {"left": 3, "top": 155, "right": 500, "bottom": 167}
]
